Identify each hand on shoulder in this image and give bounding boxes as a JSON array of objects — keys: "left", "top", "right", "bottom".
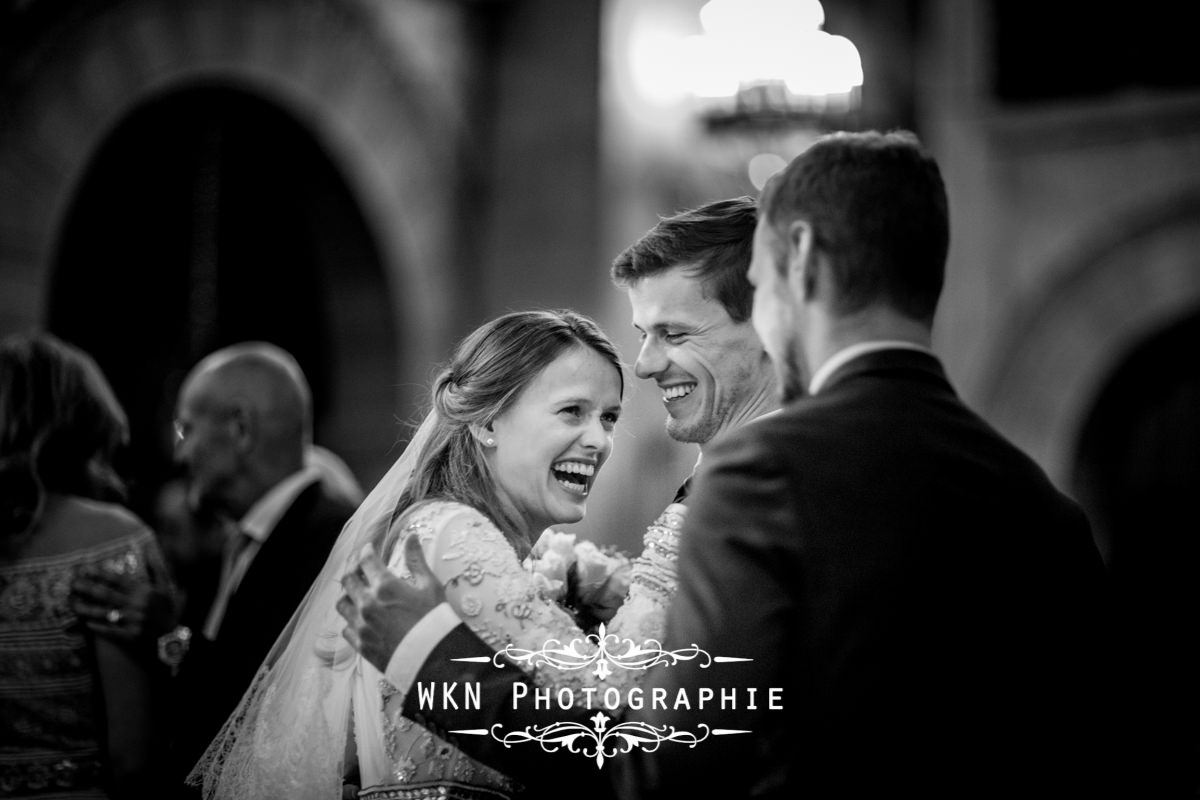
[{"left": 338, "top": 538, "right": 447, "bottom": 674}]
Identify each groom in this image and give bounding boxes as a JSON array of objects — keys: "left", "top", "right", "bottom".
[
  {"left": 339, "top": 131, "right": 1116, "bottom": 797},
  {"left": 612, "top": 195, "right": 779, "bottom": 498}
]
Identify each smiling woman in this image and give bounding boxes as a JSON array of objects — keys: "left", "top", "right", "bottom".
[
  {"left": 377, "top": 310, "right": 625, "bottom": 562},
  {"left": 190, "top": 310, "right": 687, "bottom": 800},
  {"left": 487, "top": 345, "right": 622, "bottom": 535}
]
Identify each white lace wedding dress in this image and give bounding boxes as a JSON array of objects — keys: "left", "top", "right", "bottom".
[
  {"left": 189, "top": 488, "right": 684, "bottom": 800},
  {"left": 354, "top": 498, "right": 683, "bottom": 797}
]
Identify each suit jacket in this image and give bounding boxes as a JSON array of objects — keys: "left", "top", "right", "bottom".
[
  {"left": 404, "top": 351, "right": 1116, "bottom": 797},
  {"left": 169, "top": 480, "right": 356, "bottom": 786}
]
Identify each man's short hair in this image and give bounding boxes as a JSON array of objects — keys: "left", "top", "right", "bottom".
[
  {"left": 760, "top": 130, "right": 949, "bottom": 323},
  {"left": 611, "top": 197, "right": 757, "bottom": 323}
]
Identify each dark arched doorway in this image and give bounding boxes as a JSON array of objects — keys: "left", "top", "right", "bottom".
[
  {"left": 1074, "top": 309, "right": 1200, "bottom": 793},
  {"left": 48, "top": 83, "right": 395, "bottom": 522}
]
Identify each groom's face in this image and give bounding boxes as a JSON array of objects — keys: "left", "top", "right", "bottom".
[{"left": 627, "top": 266, "right": 771, "bottom": 445}]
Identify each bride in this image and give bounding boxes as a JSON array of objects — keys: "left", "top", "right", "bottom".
[{"left": 189, "top": 309, "right": 684, "bottom": 799}]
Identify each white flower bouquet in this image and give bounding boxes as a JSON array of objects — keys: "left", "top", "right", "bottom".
[{"left": 525, "top": 529, "right": 632, "bottom": 633}]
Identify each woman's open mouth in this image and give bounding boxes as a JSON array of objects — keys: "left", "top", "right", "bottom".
[{"left": 551, "top": 460, "right": 596, "bottom": 496}]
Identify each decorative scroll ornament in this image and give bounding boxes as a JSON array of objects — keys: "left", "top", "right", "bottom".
[
  {"left": 495, "top": 713, "right": 709, "bottom": 768},
  {"left": 493, "top": 623, "right": 716, "bottom": 681},
  {"left": 446, "top": 714, "right": 750, "bottom": 769}
]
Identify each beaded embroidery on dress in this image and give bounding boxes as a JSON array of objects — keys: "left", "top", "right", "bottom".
[{"left": 0, "top": 527, "right": 162, "bottom": 798}]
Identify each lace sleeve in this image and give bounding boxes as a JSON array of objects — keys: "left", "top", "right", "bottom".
[
  {"left": 602, "top": 502, "right": 684, "bottom": 645},
  {"left": 392, "top": 500, "right": 683, "bottom": 701}
]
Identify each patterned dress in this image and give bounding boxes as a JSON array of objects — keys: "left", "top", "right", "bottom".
[
  {"left": 0, "top": 526, "right": 161, "bottom": 799},
  {"left": 354, "top": 499, "right": 684, "bottom": 799}
]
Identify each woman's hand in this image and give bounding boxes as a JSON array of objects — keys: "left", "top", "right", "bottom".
[{"left": 71, "top": 568, "right": 178, "bottom": 644}]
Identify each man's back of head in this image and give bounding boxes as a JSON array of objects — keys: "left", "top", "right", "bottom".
[{"left": 759, "top": 130, "right": 949, "bottom": 325}]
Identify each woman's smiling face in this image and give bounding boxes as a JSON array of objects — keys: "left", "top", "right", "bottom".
[{"left": 485, "top": 345, "right": 623, "bottom": 536}]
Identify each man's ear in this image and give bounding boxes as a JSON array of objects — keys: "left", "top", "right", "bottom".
[
  {"left": 228, "top": 403, "right": 256, "bottom": 454},
  {"left": 786, "top": 218, "right": 817, "bottom": 300}
]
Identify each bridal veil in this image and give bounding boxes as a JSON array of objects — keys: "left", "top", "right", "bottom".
[{"left": 188, "top": 413, "right": 438, "bottom": 800}]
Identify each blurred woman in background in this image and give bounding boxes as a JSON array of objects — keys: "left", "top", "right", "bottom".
[{"left": 0, "top": 332, "right": 169, "bottom": 798}]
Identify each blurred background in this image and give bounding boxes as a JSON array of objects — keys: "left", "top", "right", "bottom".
[{"left": 2, "top": 0, "right": 1198, "bottom": 786}]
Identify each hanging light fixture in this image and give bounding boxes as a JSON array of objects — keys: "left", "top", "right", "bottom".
[{"left": 683, "top": 0, "right": 863, "bottom": 131}]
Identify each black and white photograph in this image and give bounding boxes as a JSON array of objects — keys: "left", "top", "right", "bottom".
[{"left": 2, "top": 1, "right": 1198, "bottom": 797}]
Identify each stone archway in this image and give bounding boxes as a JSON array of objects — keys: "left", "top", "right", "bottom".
[
  {"left": 48, "top": 83, "right": 397, "bottom": 516},
  {"left": 980, "top": 197, "right": 1200, "bottom": 793},
  {"left": 1074, "top": 312, "right": 1200, "bottom": 795},
  {"left": 0, "top": 0, "right": 466, "bottom": 498},
  {"left": 980, "top": 193, "right": 1200, "bottom": 486}
]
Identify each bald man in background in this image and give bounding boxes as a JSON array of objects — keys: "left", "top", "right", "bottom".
[{"left": 159, "top": 342, "right": 356, "bottom": 791}]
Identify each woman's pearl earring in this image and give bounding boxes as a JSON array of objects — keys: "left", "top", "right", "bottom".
[{"left": 485, "top": 437, "right": 495, "bottom": 446}]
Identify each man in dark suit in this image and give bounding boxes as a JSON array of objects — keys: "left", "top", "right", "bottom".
[
  {"left": 340, "top": 131, "right": 1116, "bottom": 797},
  {"left": 162, "top": 342, "right": 357, "bottom": 791}
]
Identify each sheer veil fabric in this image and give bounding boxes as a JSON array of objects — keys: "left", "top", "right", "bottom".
[{"left": 187, "top": 414, "right": 439, "bottom": 800}]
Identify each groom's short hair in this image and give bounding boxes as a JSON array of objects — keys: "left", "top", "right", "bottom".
[{"left": 611, "top": 196, "right": 757, "bottom": 323}]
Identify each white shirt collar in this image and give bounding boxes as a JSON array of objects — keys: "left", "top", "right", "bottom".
[
  {"left": 239, "top": 465, "right": 322, "bottom": 542},
  {"left": 808, "top": 341, "right": 935, "bottom": 396}
]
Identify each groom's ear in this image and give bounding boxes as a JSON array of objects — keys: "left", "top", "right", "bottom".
[{"left": 786, "top": 218, "right": 817, "bottom": 301}]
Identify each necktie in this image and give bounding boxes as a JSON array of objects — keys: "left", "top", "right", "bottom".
[
  {"left": 220, "top": 523, "right": 255, "bottom": 583},
  {"left": 202, "top": 525, "right": 254, "bottom": 640}
]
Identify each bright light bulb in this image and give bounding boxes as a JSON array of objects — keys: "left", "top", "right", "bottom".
[
  {"left": 671, "top": 0, "right": 861, "bottom": 103},
  {"left": 826, "top": 34, "right": 864, "bottom": 90},
  {"left": 783, "top": 32, "right": 863, "bottom": 95}
]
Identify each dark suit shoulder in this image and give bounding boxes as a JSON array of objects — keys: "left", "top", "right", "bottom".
[
  {"left": 697, "top": 397, "right": 853, "bottom": 481},
  {"left": 265, "top": 481, "right": 356, "bottom": 565},
  {"left": 693, "top": 414, "right": 792, "bottom": 503},
  {"left": 289, "top": 480, "right": 357, "bottom": 532},
  {"left": 701, "top": 405, "right": 804, "bottom": 465}
]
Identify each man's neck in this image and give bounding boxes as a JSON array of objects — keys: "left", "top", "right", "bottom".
[
  {"left": 803, "top": 307, "right": 933, "bottom": 382},
  {"left": 699, "top": 382, "right": 781, "bottom": 455}
]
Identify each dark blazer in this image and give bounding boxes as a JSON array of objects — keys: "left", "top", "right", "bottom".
[
  {"left": 404, "top": 350, "right": 1116, "bottom": 798},
  {"left": 169, "top": 480, "right": 355, "bottom": 785}
]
